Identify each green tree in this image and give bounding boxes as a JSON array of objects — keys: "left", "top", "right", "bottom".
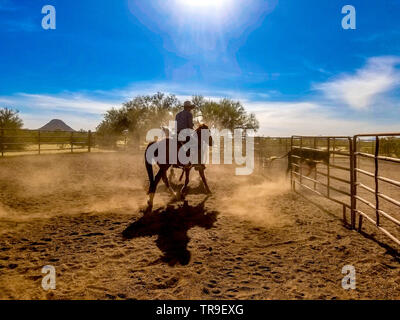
[
  {"left": 0, "top": 107, "right": 23, "bottom": 129},
  {"left": 192, "top": 96, "right": 259, "bottom": 132},
  {"left": 96, "top": 93, "right": 260, "bottom": 148},
  {"left": 96, "top": 92, "right": 180, "bottom": 148},
  {"left": 0, "top": 108, "right": 25, "bottom": 152}
]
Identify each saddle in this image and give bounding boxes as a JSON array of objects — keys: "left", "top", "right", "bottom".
[{"left": 171, "top": 140, "right": 206, "bottom": 171}]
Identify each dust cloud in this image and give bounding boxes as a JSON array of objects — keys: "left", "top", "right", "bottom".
[
  {"left": 215, "top": 178, "right": 291, "bottom": 226},
  {"left": 0, "top": 153, "right": 148, "bottom": 221},
  {"left": 0, "top": 152, "right": 291, "bottom": 227}
]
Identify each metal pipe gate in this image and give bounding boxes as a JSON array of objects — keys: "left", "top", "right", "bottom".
[{"left": 290, "top": 133, "right": 400, "bottom": 246}]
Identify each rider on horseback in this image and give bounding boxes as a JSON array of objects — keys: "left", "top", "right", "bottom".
[
  {"left": 175, "top": 101, "right": 195, "bottom": 138},
  {"left": 175, "top": 101, "right": 205, "bottom": 171},
  {"left": 144, "top": 101, "right": 212, "bottom": 209}
]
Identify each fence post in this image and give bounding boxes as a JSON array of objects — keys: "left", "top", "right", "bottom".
[
  {"left": 290, "top": 136, "right": 294, "bottom": 191},
  {"left": 300, "top": 136, "right": 303, "bottom": 186},
  {"left": 350, "top": 136, "right": 357, "bottom": 230},
  {"left": 88, "top": 130, "right": 92, "bottom": 153},
  {"left": 374, "top": 136, "right": 380, "bottom": 226},
  {"left": 313, "top": 137, "right": 317, "bottom": 190},
  {"left": 1, "top": 128, "right": 4, "bottom": 157},
  {"left": 327, "top": 138, "right": 331, "bottom": 198},
  {"left": 70, "top": 132, "right": 74, "bottom": 153}
]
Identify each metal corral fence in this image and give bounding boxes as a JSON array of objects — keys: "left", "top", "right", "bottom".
[
  {"left": 290, "top": 136, "right": 354, "bottom": 225},
  {"left": 353, "top": 133, "right": 400, "bottom": 246},
  {"left": 0, "top": 128, "right": 129, "bottom": 156},
  {"left": 289, "top": 133, "right": 400, "bottom": 247}
]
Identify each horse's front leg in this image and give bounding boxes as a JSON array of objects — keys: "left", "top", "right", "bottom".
[
  {"left": 304, "top": 161, "right": 315, "bottom": 177},
  {"left": 198, "top": 167, "right": 212, "bottom": 194},
  {"left": 168, "top": 167, "right": 175, "bottom": 184},
  {"left": 147, "top": 169, "right": 164, "bottom": 209},
  {"left": 180, "top": 167, "right": 191, "bottom": 199},
  {"left": 162, "top": 168, "right": 178, "bottom": 200}
]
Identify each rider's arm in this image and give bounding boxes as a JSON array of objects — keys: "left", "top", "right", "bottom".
[{"left": 188, "top": 112, "right": 194, "bottom": 129}]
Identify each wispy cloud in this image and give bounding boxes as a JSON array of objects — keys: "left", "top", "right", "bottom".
[
  {"left": 245, "top": 100, "right": 399, "bottom": 136},
  {"left": 0, "top": 92, "right": 120, "bottom": 130},
  {"left": 314, "top": 56, "right": 400, "bottom": 110},
  {"left": 1, "top": 56, "right": 399, "bottom": 134},
  {"left": 0, "top": 92, "right": 119, "bottom": 114}
]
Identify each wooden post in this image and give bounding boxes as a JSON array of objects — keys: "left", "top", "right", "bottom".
[
  {"left": 70, "top": 132, "right": 74, "bottom": 153},
  {"left": 88, "top": 130, "right": 92, "bottom": 153}
]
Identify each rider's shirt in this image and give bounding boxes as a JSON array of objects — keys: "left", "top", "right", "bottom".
[{"left": 175, "top": 110, "right": 194, "bottom": 135}]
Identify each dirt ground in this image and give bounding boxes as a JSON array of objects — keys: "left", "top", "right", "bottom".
[{"left": 0, "top": 152, "right": 399, "bottom": 300}]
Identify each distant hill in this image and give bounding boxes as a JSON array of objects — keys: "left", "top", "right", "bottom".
[{"left": 39, "top": 119, "right": 75, "bottom": 132}]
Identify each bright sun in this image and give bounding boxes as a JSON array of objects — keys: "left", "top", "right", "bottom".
[{"left": 176, "top": 0, "right": 230, "bottom": 9}]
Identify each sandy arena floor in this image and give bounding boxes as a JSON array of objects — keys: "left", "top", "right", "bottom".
[{"left": 0, "top": 153, "right": 399, "bottom": 300}]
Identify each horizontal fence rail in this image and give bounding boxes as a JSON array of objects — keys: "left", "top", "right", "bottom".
[
  {"left": 0, "top": 128, "right": 94, "bottom": 156},
  {"left": 0, "top": 128, "right": 130, "bottom": 156}
]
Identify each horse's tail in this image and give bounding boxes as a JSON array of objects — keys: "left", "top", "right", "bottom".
[
  {"left": 267, "top": 152, "right": 290, "bottom": 165},
  {"left": 145, "top": 142, "right": 155, "bottom": 184}
]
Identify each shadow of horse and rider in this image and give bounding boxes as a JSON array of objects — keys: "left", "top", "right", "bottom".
[
  {"left": 123, "top": 124, "right": 219, "bottom": 266},
  {"left": 123, "top": 197, "right": 218, "bottom": 266}
]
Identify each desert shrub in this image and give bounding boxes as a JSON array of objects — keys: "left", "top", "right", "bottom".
[{"left": 0, "top": 108, "right": 26, "bottom": 152}]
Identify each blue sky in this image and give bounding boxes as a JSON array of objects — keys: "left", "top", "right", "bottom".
[{"left": 0, "top": 0, "right": 399, "bottom": 135}]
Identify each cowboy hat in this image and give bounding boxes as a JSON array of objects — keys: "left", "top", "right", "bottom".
[{"left": 183, "top": 101, "right": 196, "bottom": 109}]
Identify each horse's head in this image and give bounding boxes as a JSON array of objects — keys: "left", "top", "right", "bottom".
[
  {"left": 196, "top": 124, "right": 213, "bottom": 147},
  {"left": 161, "top": 126, "right": 171, "bottom": 138}
]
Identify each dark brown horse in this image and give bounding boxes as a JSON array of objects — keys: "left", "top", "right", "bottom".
[
  {"left": 268, "top": 147, "right": 330, "bottom": 176},
  {"left": 145, "top": 124, "right": 213, "bottom": 208}
]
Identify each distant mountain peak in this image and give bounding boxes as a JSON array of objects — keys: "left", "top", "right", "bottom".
[{"left": 39, "top": 119, "right": 75, "bottom": 132}]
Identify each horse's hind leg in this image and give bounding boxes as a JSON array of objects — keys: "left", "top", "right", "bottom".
[
  {"left": 162, "top": 169, "right": 178, "bottom": 200},
  {"left": 199, "top": 168, "right": 212, "bottom": 194},
  {"left": 180, "top": 167, "right": 191, "bottom": 198},
  {"left": 168, "top": 167, "right": 175, "bottom": 184}
]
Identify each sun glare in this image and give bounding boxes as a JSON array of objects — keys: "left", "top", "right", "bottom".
[{"left": 176, "top": 0, "right": 231, "bottom": 9}]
